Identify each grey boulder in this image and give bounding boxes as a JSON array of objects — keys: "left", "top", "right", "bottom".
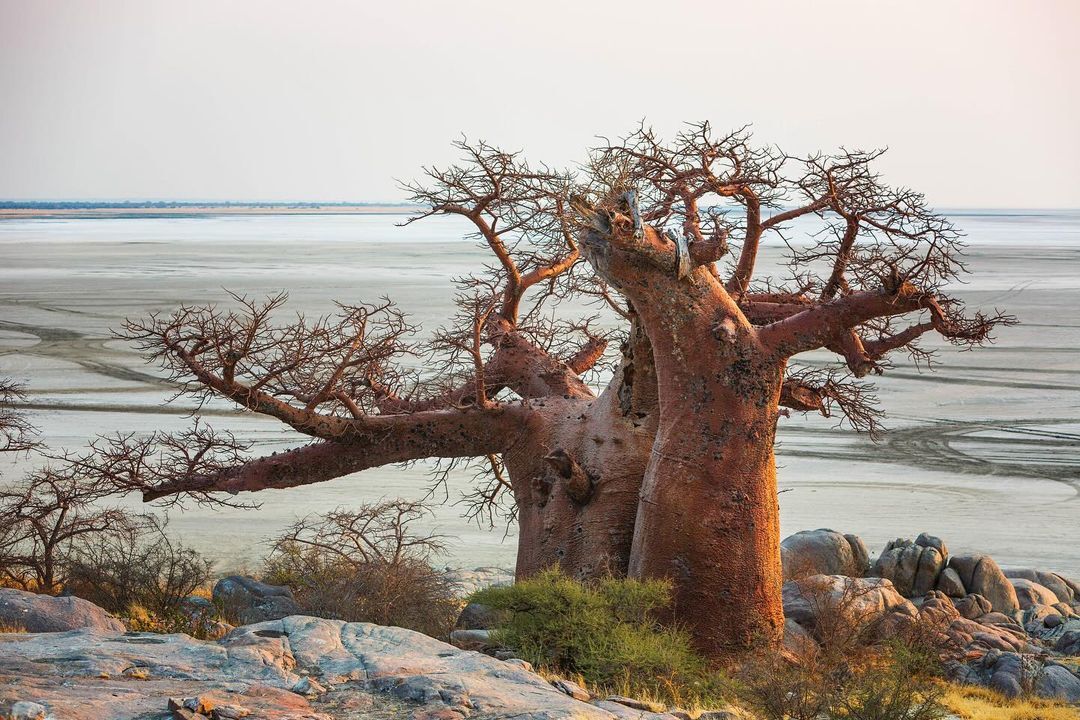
[
  {"left": 936, "top": 567, "right": 966, "bottom": 598},
  {"left": 780, "top": 529, "right": 869, "bottom": 579},
  {"left": 0, "top": 588, "right": 125, "bottom": 634},
  {"left": 455, "top": 601, "right": 497, "bottom": 630},
  {"left": 947, "top": 554, "right": 1020, "bottom": 615},
  {"left": 1036, "top": 664, "right": 1080, "bottom": 702},
  {"left": 1009, "top": 578, "right": 1061, "bottom": 610},
  {"left": 870, "top": 535, "right": 947, "bottom": 598},
  {"left": 1004, "top": 568, "right": 1075, "bottom": 604},
  {"left": 212, "top": 576, "right": 301, "bottom": 624},
  {"left": 782, "top": 574, "right": 916, "bottom": 638},
  {"left": 1056, "top": 629, "right": 1080, "bottom": 655},
  {"left": 954, "top": 593, "right": 994, "bottom": 620}
]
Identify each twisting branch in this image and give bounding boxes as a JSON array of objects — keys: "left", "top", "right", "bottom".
[
  {"left": 592, "top": 122, "right": 784, "bottom": 297},
  {"left": 580, "top": 122, "right": 1013, "bottom": 436},
  {"left": 402, "top": 138, "right": 578, "bottom": 324},
  {"left": 121, "top": 292, "right": 426, "bottom": 438},
  {"left": 0, "top": 379, "right": 39, "bottom": 456},
  {"left": 780, "top": 366, "right": 885, "bottom": 437},
  {"left": 758, "top": 282, "right": 1011, "bottom": 363},
  {"left": 48, "top": 422, "right": 256, "bottom": 508}
]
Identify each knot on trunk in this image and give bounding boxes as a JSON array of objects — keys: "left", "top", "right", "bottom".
[{"left": 543, "top": 448, "right": 594, "bottom": 505}]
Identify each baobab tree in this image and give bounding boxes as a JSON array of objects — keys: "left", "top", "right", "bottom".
[{"left": 98, "top": 123, "right": 1010, "bottom": 656}]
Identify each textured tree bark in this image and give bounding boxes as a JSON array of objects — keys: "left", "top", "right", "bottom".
[
  {"left": 630, "top": 305, "right": 785, "bottom": 654},
  {"left": 576, "top": 212, "right": 786, "bottom": 655},
  {"left": 629, "top": 361, "right": 785, "bottom": 654},
  {"left": 509, "top": 320, "right": 659, "bottom": 580},
  {"left": 509, "top": 388, "right": 656, "bottom": 580}
]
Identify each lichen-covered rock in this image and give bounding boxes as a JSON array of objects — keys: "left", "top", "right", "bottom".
[
  {"left": 0, "top": 617, "right": 619, "bottom": 719},
  {"left": 211, "top": 576, "right": 301, "bottom": 625},
  {"left": 7, "top": 701, "right": 47, "bottom": 720},
  {"left": 0, "top": 588, "right": 125, "bottom": 634},
  {"left": 948, "top": 555, "right": 1020, "bottom": 616},
  {"left": 779, "top": 529, "right": 869, "bottom": 579}
]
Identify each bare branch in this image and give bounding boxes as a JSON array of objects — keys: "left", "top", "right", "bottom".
[{"left": 0, "top": 379, "right": 40, "bottom": 456}]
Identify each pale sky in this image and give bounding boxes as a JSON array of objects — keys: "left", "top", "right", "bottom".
[{"left": 1, "top": 0, "right": 1078, "bottom": 207}]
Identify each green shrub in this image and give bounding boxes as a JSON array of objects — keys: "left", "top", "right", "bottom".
[{"left": 470, "top": 568, "right": 723, "bottom": 705}]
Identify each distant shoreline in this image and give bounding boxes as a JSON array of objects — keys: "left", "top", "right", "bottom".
[{"left": 0, "top": 203, "right": 418, "bottom": 220}]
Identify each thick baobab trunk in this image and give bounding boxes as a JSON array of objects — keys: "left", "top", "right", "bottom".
[
  {"left": 574, "top": 204, "right": 786, "bottom": 656},
  {"left": 509, "top": 322, "right": 659, "bottom": 580},
  {"left": 629, "top": 349, "right": 785, "bottom": 654},
  {"left": 629, "top": 296, "right": 786, "bottom": 654},
  {"left": 509, "top": 389, "right": 655, "bottom": 579}
]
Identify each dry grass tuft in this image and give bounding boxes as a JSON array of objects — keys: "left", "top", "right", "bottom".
[{"left": 941, "top": 684, "right": 1080, "bottom": 720}]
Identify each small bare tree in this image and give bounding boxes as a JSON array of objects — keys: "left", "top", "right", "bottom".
[
  {"left": 91, "top": 124, "right": 1010, "bottom": 656},
  {"left": 63, "top": 515, "right": 212, "bottom": 625},
  {"left": 0, "top": 464, "right": 136, "bottom": 593},
  {"left": 263, "top": 499, "right": 458, "bottom": 636},
  {"left": 0, "top": 379, "right": 38, "bottom": 456}
]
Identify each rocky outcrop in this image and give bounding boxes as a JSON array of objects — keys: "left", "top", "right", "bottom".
[
  {"left": 0, "top": 616, "right": 643, "bottom": 719},
  {"left": 868, "top": 534, "right": 1033, "bottom": 617},
  {"left": 782, "top": 574, "right": 916, "bottom": 639},
  {"left": 805, "top": 531, "right": 1080, "bottom": 703},
  {"left": 211, "top": 576, "right": 301, "bottom": 625},
  {"left": 1004, "top": 568, "right": 1076, "bottom": 604},
  {"left": 1010, "top": 578, "right": 1061, "bottom": 610},
  {"left": 948, "top": 554, "right": 1021, "bottom": 616},
  {"left": 0, "top": 588, "right": 125, "bottom": 634},
  {"left": 875, "top": 535, "right": 946, "bottom": 597},
  {"left": 952, "top": 649, "right": 1080, "bottom": 702},
  {"left": 870, "top": 534, "right": 947, "bottom": 598},
  {"left": 780, "top": 529, "right": 870, "bottom": 580}
]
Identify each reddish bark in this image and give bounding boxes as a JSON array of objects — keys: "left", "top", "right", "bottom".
[{"left": 104, "top": 127, "right": 1011, "bottom": 657}]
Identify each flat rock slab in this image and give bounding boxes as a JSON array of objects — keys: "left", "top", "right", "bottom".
[{"left": 0, "top": 616, "right": 617, "bottom": 719}]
